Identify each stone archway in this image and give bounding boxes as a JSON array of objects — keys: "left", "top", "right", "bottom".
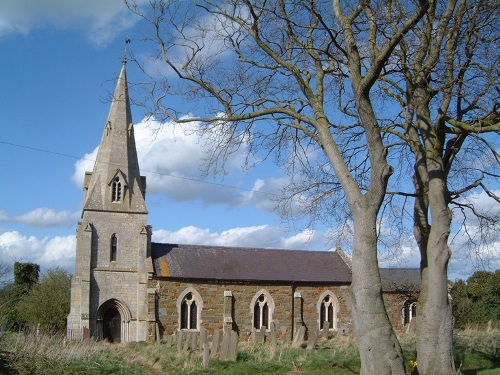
[{"left": 97, "top": 299, "right": 131, "bottom": 343}]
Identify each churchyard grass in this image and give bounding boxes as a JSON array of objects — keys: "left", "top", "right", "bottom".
[{"left": 0, "top": 329, "right": 498, "bottom": 374}]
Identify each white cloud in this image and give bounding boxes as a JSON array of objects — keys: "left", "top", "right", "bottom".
[
  {"left": 0, "top": 231, "right": 76, "bottom": 273},
  {"left": 73, "top": 117, "right": 280, "bottom": 210},
  {"left": 452, "top": 189, "right": 500, "bottom": 226},
  {"left": 153, "top": 224, "right": 325, "bottom": 250},
  {"left": 0, "top": 0, "right": 146, "bottom": 46},
  {"left": 0, "top": 208, "right": 79, "bottom": 228}
]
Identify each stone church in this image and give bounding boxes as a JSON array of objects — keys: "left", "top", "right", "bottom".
[{"left": 67, "top": 61, "right": 420, "bottom": 343}]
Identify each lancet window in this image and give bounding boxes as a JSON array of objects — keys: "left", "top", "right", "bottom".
[
  {"left": 318, "top": 291, "right": 339, "bottom": 330},
  {"left": 252, "top": 290, "right": 274, "bottom": 331},
  {"left": 112, "top": 176, "right": 122, "bottom": 202},
  {"left": 110, "top": 234, "right": 117, "bottom": 261}
]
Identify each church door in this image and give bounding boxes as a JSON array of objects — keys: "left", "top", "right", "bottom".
[{"left": 102, "top": 306, "right": 121, "bottom": 343}]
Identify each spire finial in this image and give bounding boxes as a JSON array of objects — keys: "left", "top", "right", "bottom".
[{"left": 123, "top": 38, "right": 131, "bottom": 64}]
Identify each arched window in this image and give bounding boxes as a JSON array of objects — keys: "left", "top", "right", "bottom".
[
  {"left": 317, "top": 291, "right": 339, "bottom": 331},
  {"left": 177, "top": 288, "right": 203, "bottom": 331},
  {"left": 251, "top": 290, "right": 275, "bottom": 331},
  {"left": 112, "top": 176, "right": 122, "bottom": 202},
  {"left": 403, "top": 300, "right": 417, "bottom": 325},
  {"left": 110, "top": 234, "right": 117, "bottom": 261}
]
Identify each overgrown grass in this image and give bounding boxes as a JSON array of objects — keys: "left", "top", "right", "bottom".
[{"left": 0, "top": 329, "right": 498, "bottom": 374}]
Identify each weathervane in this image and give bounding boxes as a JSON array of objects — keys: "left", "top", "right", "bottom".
[{"left": 123, "top": 38, "right": 131, "bottom": 64}]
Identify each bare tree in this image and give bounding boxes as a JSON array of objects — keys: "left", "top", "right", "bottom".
[
  {"left": 125, "top": 1, "right": 429, "bottom": 374},
  {"left": 379, "top": 1, "right": 500, "bottom": 374}
]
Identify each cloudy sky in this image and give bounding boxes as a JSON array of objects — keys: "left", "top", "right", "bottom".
[{"left": 0, "top": 0, "right": 498, "bottom": 281}]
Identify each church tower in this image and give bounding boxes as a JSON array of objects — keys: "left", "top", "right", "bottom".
[{"left": 67, "top": 60, "right": 153, "bottom": 342}]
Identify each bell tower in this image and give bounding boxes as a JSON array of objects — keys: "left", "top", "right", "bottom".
[{"left": 67, "top": 59, "right": 153, "bottom": 342}]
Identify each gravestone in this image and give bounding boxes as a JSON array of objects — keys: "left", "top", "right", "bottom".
[
  {"left": 291, "top": 326, "right": 306, "bottom": 349},
  {"left": 203, "top": 342, "right": 211, "bottom": 368},
  {"left": 199, "top": 327, "right": 207, "bottom": 352},
  {"left": 220, "top": 331, "right": 230, "bottom": 360},
  {"left": 211, "top": 329, "right": 220, "bottom": 358},
  {"left": 306, "top": 328, "right": 319, "bottom": 351},
  {"left": 321, "top": 322, "right": 329, "bottom": 339},
  {"left": 177, "top": 331, "right": 184, "bottom": 351},
  {"left": 183, "top": 332, "right": 192, "bottom": 351},
  {"left": 227, "top": 330, "right": 238, "bottom": 361}
]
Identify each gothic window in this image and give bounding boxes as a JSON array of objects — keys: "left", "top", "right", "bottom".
[
  {"left": 110, "top": 234, "right": 117, "bottom": 261},
  {"left": 403, "top": 300, "right": 417, "bottom": 325},
  {"left": 318, "top": 291, "right": 339, "bottom": 330},
  {"left": 251, "top": 290, "right": 274, "bottom": 331},
  {"left": 178, "top": 289, "right": 202, "bottom": 331},
  {"left": 112, "top": 176, "right": 122, "bottom": 202}
]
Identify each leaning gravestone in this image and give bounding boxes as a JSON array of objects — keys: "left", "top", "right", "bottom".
[
  {"left": 291, "top": 326, "right": 306, "bottom": 349},
  {"left": 306, "top": 328, "right": 319, "bottom": 351}
]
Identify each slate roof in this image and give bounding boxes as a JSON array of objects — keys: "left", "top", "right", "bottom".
[
  {"left": 151, "top": 243, "right": 420, "bottom": 291},
  {"left": 151, "top": 243, "right": 352, "bottom": 283},
  {"left": 380, "top": 268, "right": 421, "bottom": 292}
]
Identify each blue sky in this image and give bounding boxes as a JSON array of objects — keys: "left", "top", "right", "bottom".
[{"left": 0, "top": 0, "right": 498, "bottom": 281}]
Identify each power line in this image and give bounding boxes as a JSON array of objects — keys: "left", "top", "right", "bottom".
[{"left": 0, "top": 140, "right": 277, "bottom": 197}]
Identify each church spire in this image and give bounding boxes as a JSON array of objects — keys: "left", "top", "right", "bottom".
[{"left": 83, "top": 61, "right": 147, "bottom": 214}]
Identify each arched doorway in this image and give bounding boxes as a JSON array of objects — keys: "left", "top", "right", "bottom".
[
  {"left": 97, "top": 299, "right": 131, "bottom": 342},
  {"left": 103, "top": 306, "right": 121, "bottom": 342}
]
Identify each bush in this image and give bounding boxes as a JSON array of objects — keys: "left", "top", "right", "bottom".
[{"left": 17, "top": 268, "right": 71, "bottom": 331}]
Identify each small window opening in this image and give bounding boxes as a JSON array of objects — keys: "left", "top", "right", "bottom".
[
  {"left": 112, "top": 177, "right": 122, "bottom": 202},
  {"left": 110, "top": 234, "right": 117, "bottom": 261}
]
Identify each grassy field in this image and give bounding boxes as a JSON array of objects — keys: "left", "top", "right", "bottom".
[{"left": 0, "top": 329, "right": 498, "bottom": 374}]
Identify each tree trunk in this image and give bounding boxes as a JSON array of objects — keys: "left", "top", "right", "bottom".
[
  {"left": 416, "top": 174, "right": 456, "bottom": 375},
  {"left": 351, "top": 210, "right": 406, "bottom": 375}
]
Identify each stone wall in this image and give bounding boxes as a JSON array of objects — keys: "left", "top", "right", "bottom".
[{"left": 148, "top": 278, "right": 352, "bottom": 342}]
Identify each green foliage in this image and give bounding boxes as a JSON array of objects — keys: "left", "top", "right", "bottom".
[
  {"left": 0, "top": 262, "right": 40, "bottom": 329},
  {"left": 17, "top": 268, "right": 71, "bottom": 331},
  {"left": 452, "top": 270, "right": 500, "bottom": 328},
  {"left": 13, "top": 262, "right": 39, "bottom": 294}
]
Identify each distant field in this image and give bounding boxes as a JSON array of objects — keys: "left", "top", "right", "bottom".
[{"left": 0, "top": 329, "right": 498, "bottom": 374}]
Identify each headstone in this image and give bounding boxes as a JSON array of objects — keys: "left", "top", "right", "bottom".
[
  {"left": 251, "top": 327, "right": 256, "bottom": 342},
  {"left": 177, "top": 331, "right": 184, "bottom": 351},
  {"left": 211, "top": 330, "right": 220, "bottom": 358},
  {"left": 220, "top": 331, "right": 230, "bottom": 360},
  {"left": 199, "top": 327, "right": 207, "bottom": 352},
  {"left": 166, "top": 335, "right": 173, "bottom": 347},
  {"left": 203, "top": 342, "right": 211, "bottom": 368},
  {"left": 306, "top": 328, "right": 319, "bottom": 351},
  {"left": 227, "top": 330, "right": 238, "bottom": 361},
  {"left": 156, "top": 324, "right": 161, "bottom": 342},
  {"left": 321, "top": 322, "right": 329, "bottom": 339},
  {"left": 257, "top": 328, "right": 266, "bottom": 343},
  {"left": 291, "top": 326, "right": 306, "bottom": 349},
  {"left": 269, "top": 322, "right": 277, "bottom": 359},
  {"left": 190, "top": 332, "right": 197, "bottom": 351},
  {"left": 183, "top": 332, "right": 191, "bottom": 351}
]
